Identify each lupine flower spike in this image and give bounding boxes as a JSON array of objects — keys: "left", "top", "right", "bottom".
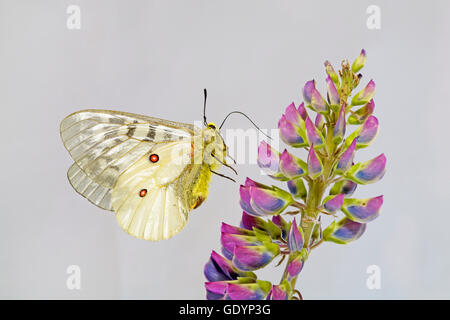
[{"left": 205, "top": 50, "right": 386, "bottom": 300}]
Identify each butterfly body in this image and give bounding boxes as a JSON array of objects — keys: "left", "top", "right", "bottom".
[{"left": 60, "top": 109, "right": 228, "bottom": 241}]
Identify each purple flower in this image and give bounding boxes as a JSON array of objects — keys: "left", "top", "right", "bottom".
[
  {"left": 345, "top": 115, "right": 379, "bottom": 149},
  {"left": 351, "top": 49, "right": 367, "bottom": 73},
  {"left": 240, "top": 211, "right": 267, "bottom": 231},
  {"left": 342, "top": 196, "right": 383, "bottom": 223},
  {"left": 284, "top": 250, "right": 307, "bottom": 281},
  {"left": 336, "top": 138, "right": 356, "bottom": 174},
  {"left": 205, "top": 278, "right": 272, "bottom": 300},
  {"left": 305, "top": 116, "right": 325, "bottom": 148},
  {"left": 204, "top": 250, "right": 256, "bottom": 283},
  {"left": 303, "top": 80, "right": 328, "bottom": 114},
  {"left": 257, "top": 141, "right": 286, "bottom": 180},
  {"left": 287, "top": 178, "right": 307, "bottom": 200},
  {"left": 330, "top": 179, "right": 357, "bottom": 197},
  {"left": 266, "top": 284, "right": 290, "bottom": 300},
  {"left": 333, "top": 104, "right": 346, "bottom": 143},
  {"left": 240, "top": 211, "right": 283, "bottom": 242},
  {"left": 278, "top": 114, "right": 307, "bottom": 147},
  {"left": 349, "top": 99, "right": 375, "bottom": 125},
  {"left": 324, "top": 60, "right": 339, "bottom": 85},
  {"left": 239, "top": 178, "right": 294, "bottom": 216},
  {"left": 315, "top": 113, "right": 324, "bottom": 129},
  {"left": 287, "top": 218, "right": 304, "bottom": 252},
  {"left": 351, "top": 80, "right": 375, "bottom": 106},
  {"left": 204, "top": 251, "right": 263, "bottom": 299},
  {"left": 279, "top": 149, "right": 307, "bottom": 179},
  {"left": 356, "top": 116, "right": 379, "bottom": 148},
  {"left": 278, "top": 104, "right": 309, "bottom": 148},
  {"left": 347, "top": 154, "right": 386, "bottom": 185},
  {"left": 302, "top": 80, "right": 316, "bottom": 104},
  {"left": 307, "top": 145, "right": 323, "bottom": 178},
  {"left": 323, "top": 217, "right": 366, "bottom": 244},
  {"left": 326, "top": 75, "right": 340, "bottom": 105},
  {"left": 323, "top": 194, "right": 345, "bottom": 213},
  {"left": 285, "top": 102, "right": 302, "bottom": 123},
  {"left": 297, "top": 102, "right": 308, "bottom": 120},
  {"left": 232, "top": 243, "right": 280, "bottom": 271}
]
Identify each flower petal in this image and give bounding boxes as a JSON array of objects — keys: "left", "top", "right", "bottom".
[
  {"left": 226, "top": 280, "right": 272, "bottom": 300},
  {"left": 307, "top": 145, "right": 323, "bottom": 179},
  {"left": 342, "top": 196, "right": 383, "bottom": 223},
  {"left": 239, "top": 185, "right": 259, "bottom": 216},
  {"left": 221, "top": 222, "right": 254, "bottom": 236},
  {"left": 348, "top": 99, "right": 375, "bottom": 125},
  {"left": 267, "top": 283, "right": 290, "bottom": 300},
  {"left": 204, "top": 251, "right": 234, "bottom": 282},
  {"left": 232, "top": 243, "right": 280, "bottom": 271},
  {"left": 356, "top": 115, "right": 379, "bottom": 148},
  {"left": 324, "top": 60, "right": 339, "bottom": 85},
  {"left": 240, "top": 211, "right": 267, "bottom": 231},
  {"left": 285, "top": 250, "right": 307, "bottom": 281},
  {"left": 305, "top": 116, "right": 325, "bottom": 148},
  {"left": 323, "top": 218, "right": 366, "bottom": 244},
  {"left": 323, "top": 194, "right": 345, "bottom": 212},
  {"left": 347, "top": 154, "right": 386, "bottom": 184},
  {"left": 204, "top": 250, "right": 256, "bottom": 282},
  {"left": 326, "top": 75, "right": 340, "bottom": 106},
  {"left": 311, "top": 88, "right": 328, "bottom": 114},
  {"left": 351, "top": 79, "right": 375, "bottom": 106},
  {"left": 287, "top": 178, "right": 307, "bottom": 200},
  {"left": 336, "top": 138, "right": 356, "bottom": 174},
  {"left": 345, "top": 115, "right": 379, "bottom": 149},
  {"left": 205, "top": 281, "right": 228, "bottom": 300},
  {"left": 278, "top": 114, "right": 308, "bottom": 148},
  {"left": 351, "top": 49, "right": 367, "bottom": 73},
  {"left": 329, "top": 179, "right": 357, "bottom": 197},
  {"left": 333, "top": 104, "right": 346, "bottom": 144},
  {"left": 272, "top": 215, "right": 289, "bottom": 242},
  {"left": 303, "top": 80, "right": 316, "bottom": 104},
  {"left": 257, "top": 141, "right": 285, "bottom": 179},
  {"left": 279, "top": 149, "right": 307, "bottom": 178},
  {"left": 287, "top": 218, "right": 304, "bottom": 252},
  {"left": 297, "top": 102, "right": 308, "bottom": 120},
  {"left": 221, "top": 232, "right": 259, "bottom": 257},
  {"left": 249, "top": 186, "right": 293, "bottom": 216},
  {"left": 285, "top": 102, "right": 302, "bottom": 124},
  {"left": 315, "top": 113, "right": 324, "bottom": 129}
]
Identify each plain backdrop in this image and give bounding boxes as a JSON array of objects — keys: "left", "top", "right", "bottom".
[{"left": 1, "top": 0, "right": 449, "bottom": 299}]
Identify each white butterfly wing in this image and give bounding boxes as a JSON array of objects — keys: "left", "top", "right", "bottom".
[
  {"left": 112, "top": 141, "right": 194, "bottom": 240},
  {"left": 67, "top": 162, "right": 113, "bottom": 210},
  {"left": 60, "top": 110, "right": 200, "bottom": 240}
]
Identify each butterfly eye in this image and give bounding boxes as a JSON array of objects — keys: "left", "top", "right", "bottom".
[
  {"left": 139, "top": 189, "right": 147, "bottom": 197},
  {"left": 149, "top": 154, "right": 159, "bottom": 163}
]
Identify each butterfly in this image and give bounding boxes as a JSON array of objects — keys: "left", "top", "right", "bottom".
[{"left": 59, "top": 91, "right": 243, "bottom": 241}]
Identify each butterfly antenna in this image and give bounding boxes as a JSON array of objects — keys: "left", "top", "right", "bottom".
[
  {"left": 219, "top": 110, "right": 272, "bottom": 140},
  {"left": 203, "top": 88, "right": 208, "bottom": 126},
  {"left": 212, "top": 154, "right": 238, "bottom": 175},
  {"left": 210, "top": 169, "right": 236, "bottom": 183},
  {"left": 226, "top": 153, "right": 237, "bottom": 165}
]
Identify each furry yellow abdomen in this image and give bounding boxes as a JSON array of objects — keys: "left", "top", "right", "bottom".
[{"left": 189, "top": 164, "right": 212, "bottom": 210}]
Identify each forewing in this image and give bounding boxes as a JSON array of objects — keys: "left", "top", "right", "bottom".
[
  {"left": 60, "top": 110, "right": 195, "bottom": 209},
  {"left": 67, "top": 162, "right": 112, "bottom": 210}
]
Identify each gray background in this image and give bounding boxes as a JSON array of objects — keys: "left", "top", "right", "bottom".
[{"left": 0, "top": 0, "right": 449, "bottom": 299}]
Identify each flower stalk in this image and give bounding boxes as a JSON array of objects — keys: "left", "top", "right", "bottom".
[{"left": 204, "top": 49, "right": 386, "bottom": 300}]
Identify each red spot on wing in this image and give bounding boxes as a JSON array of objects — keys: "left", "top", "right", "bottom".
[
  {"left": 139, "top": 189, "right": 147, "bottom": 197},
  {"left": 149, "top": 154, "right": 159, "bottom": 163}
]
